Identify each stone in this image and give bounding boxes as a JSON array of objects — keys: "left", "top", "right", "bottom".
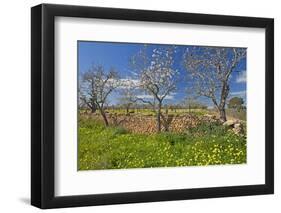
[
  {"left": 223, "top": 120, "right": 236, "bottom": 127},
  {"left": 234, "top": 123, "right": 241, "bottom": 129}
]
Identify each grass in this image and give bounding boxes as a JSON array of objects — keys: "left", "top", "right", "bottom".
[
  {"left": 226, "top": 109, "right": 246, "bottom": 121},
  {"left": 78, "top": 117, "right": 246, "bottom": 170}
]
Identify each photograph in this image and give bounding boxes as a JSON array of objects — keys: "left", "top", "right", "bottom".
[
  {"left": 78, "top": 41, "right": 247, "bottom": 170},
  {"left": 29, "top": 3, "right": 274, "bottom": 209}
]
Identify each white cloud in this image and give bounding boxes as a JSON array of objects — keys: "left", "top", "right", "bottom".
[
  {"left": 230, "top": 90, "right": 246, "bottom": 97},
  {"left": 137, "top": 94, "right": 175, "bottom": 100},
  {"left": 236, "top": 70, "right": 247, "bottom": 83},
  {"left": 109, "top": 78, "right": 140, "bottom": 89},
  {"left": 119, "top": 78, "right": 140, "bottom": 88},
  {"left": 165, "top": 95, "right": 175, "bottom": 100},
  {"left": 136, "top": 95, "right": 154, "bottom": 99},
  {"left": 130, "top": 71, "right": 139, "bottom": 77}
]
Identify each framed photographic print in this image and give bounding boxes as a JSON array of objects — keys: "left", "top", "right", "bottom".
[{"left": 31, "top": 3, "right": 274, "bottom": 209}]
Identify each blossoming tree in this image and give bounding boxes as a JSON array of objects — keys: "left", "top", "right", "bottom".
[
  {"left": 80, "top": 65, "right": 119, "bottom": 126},
  {"left": 131, "top": 45, "right": 178, "bottom": 132},
  {"left": 183, "top": 47, "right": 246, "bottom": 122}
]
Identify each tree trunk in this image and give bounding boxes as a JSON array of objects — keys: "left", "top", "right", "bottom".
[
  {"left": 96, "top": 103, "right": 108, "bottom": 127},
  {"left": 126, "top": 105, "right": 129, "bottom": 115},
  {"left": 90, "top": 101, "right": 97, "bottom": 113},
  {"left": 160, "top": 113, "right": 169, "bottom": 132},
  {"left": 91, "top": 105, "right": 96, "bottom": 113},
  {"left": 100, "top": 109, "right": 109, "bottom": 126},
  {"left": 218, "top": 82, "right": 229, "bottom": 123},
  {"left": 219, "top": 108, "right": 227, "bottom": 123},
  {"left": 156, "top": 102, "right": 162, "bottom": 133}
]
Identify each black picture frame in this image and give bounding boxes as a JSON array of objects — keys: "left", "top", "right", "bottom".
[{"left": 31, "top": 3, "right": 274, "bottom": 209}]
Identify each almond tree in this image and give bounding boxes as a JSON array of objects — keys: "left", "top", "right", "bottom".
[
  {"left": 118, "top": 79, "right": 137, "bottom": 115},
  {"left": 80, "top": 65, "right": 119, "bottom": 126},
  {"left": 79, "top": 77, "right": 97, "bottom": 113},
  {"left": 183, "top": 47, "right": 246, "bottom": 122},
  {"left": 131, "top": 46, "right": 178, "bottom": 132}
]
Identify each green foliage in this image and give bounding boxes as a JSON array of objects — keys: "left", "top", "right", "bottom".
[
  {"left": 111, "top": 126, "right": 129, "bottom": 135},
  {"left": 228, "top": 97, "right": 244, "bottom": 110},
  {"left": 189, "top": 121, "right": 228, "bottom": 136},
  {"left": 78, "top": 118, "right": 246, "bottom": 170}
]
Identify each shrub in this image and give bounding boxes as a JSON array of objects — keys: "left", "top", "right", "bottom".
[
  {"left": 111, "top": 126, "right": 129, "bottom": 135},
  {"left": 189, "top": 121, "right": 228, "bottom": 136},
  {"left": 159, "top": 133, "right": 188, "bottom": 145}
]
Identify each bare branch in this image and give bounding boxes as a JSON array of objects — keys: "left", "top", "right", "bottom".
[
  {"left": 183, "top": 46, "right": 246, "bottom": 122},
  {"left": 79, "top": 64, "right": 120, "bottom": 125}
]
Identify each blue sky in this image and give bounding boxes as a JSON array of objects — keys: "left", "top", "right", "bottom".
[{"left": 78, "top": 41, "right": 246, "bottom": 107}]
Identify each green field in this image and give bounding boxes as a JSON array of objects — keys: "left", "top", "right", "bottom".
[{"left": 78, "top": 116, "right": 246, "bottom": 170}]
